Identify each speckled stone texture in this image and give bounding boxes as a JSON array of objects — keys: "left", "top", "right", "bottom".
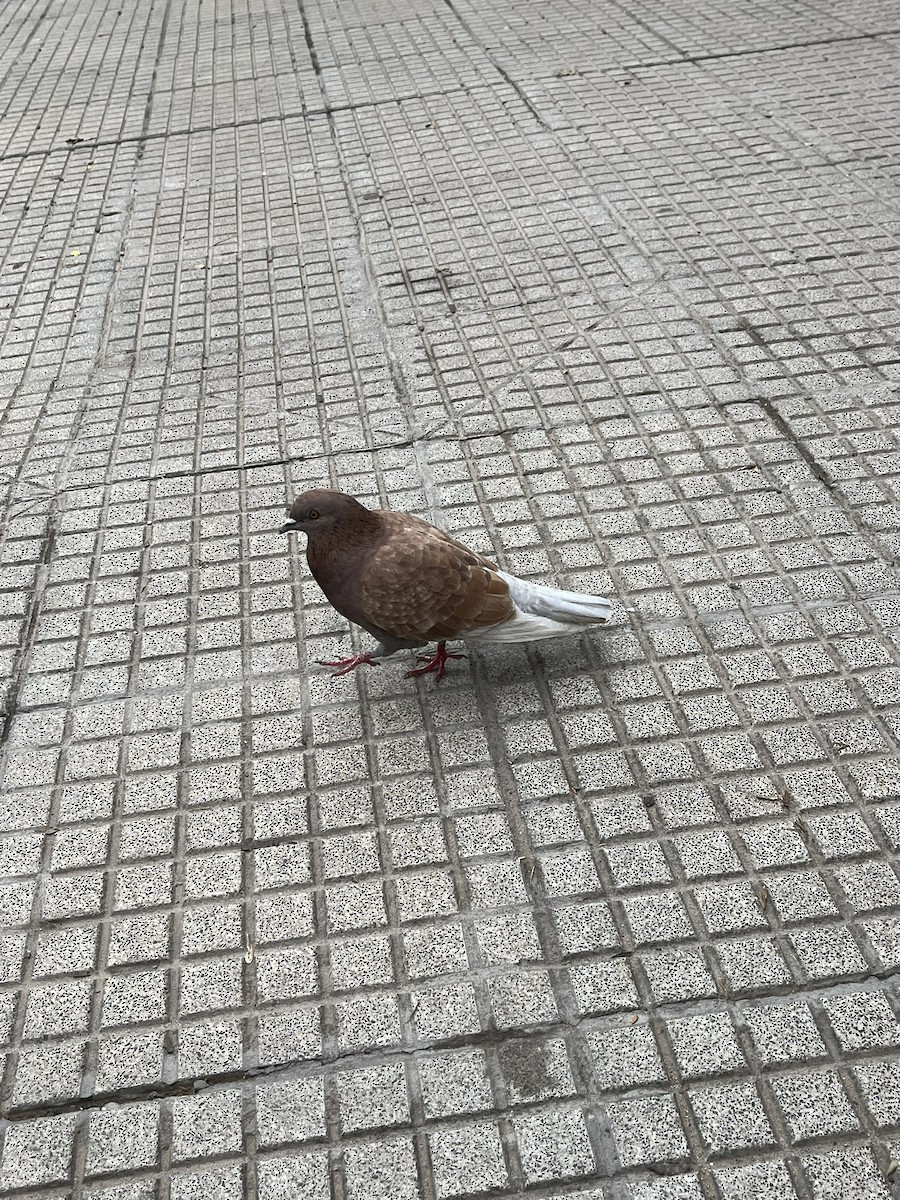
[{"left": 1, "top": 0, "right": 899, "bottom": 1196}]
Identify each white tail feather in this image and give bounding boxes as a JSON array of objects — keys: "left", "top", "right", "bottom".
[
  {"left": 500, "top": 572, "right": 614, "bottom": 625},
  {"left": 461, "top": 571, "right": 613, "bottom": 644}
]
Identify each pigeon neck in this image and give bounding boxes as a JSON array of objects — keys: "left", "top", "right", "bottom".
[
  {"left": 306, "top": 508, "right": 383, "bottom": 553},
  {"left": 305, "top": 510, "right": 386, "bottom": 607}
]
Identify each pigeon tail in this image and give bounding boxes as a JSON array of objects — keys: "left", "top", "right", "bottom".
[
  {"left": 462, "top": 571, "right": 613, "bottom": 644},
  {"left": 502, "top": 572, "right": 614, "bottom": 623}
]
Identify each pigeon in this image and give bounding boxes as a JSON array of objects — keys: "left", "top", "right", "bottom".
[{"left": 280, "top": 488, "right": 614, "bottom": 680}]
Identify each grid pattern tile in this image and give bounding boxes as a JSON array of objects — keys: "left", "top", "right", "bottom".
[{"left": 1, "top": 0, "right": 900, "bottom": 1196}]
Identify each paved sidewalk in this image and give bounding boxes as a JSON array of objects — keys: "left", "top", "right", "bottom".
[{"left": 2, "top": 0, "right": 900, "bottom": 1196}]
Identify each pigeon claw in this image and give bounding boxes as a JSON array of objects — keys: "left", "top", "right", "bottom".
[
  {"left": 317, "top": 653, "right": 381, "bottom": 677},
  {"left": 406, "top": 641, "right": 466, "bottom": 683}
]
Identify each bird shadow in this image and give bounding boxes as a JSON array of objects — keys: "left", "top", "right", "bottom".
[{"left": 456, "top": 627, "right": 620, "bottom": 687}]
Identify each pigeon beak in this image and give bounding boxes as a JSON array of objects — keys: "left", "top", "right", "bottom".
[{"left": 279, "top": 520, "right": 302, "bottom": 534}]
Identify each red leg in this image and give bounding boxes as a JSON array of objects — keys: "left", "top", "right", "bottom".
[
  {"left": 317, "top": 652, "right": 381, "bottom": 677},
  {"left": 406, "top": 641, "right": 466, "bottom": 682}
]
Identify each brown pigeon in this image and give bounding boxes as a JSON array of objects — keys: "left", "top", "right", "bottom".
[{"left": 280, "top": 488, "right": 613, "bottom": 680}]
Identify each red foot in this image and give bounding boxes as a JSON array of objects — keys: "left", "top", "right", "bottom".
[
  {"left": 406, "top": 641, "right": 466, "bottom": 682},
  {"left": 317, "top": 652, "right": 381, "bottom": 677}
]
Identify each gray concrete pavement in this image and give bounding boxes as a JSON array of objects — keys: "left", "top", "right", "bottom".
[{"left": 2, "top": 0, "right": 900, "bottom": 1195}]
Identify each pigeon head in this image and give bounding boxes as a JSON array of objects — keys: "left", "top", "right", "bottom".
[{"left": 279, "top": 489, "right": 372, "bottom": 538}]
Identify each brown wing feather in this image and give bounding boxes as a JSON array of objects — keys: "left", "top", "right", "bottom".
[{"left": 359, "top": 513, "right": 515, "bottom": 640}]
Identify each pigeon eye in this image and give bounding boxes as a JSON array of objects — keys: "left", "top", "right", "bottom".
[{"left": 307, "top": 509, "right": 319, "bottom": 520}]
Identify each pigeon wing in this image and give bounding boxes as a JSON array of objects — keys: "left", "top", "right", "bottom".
[{"left": 359, "top": 517, "right": 515, "bottom": 641}]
